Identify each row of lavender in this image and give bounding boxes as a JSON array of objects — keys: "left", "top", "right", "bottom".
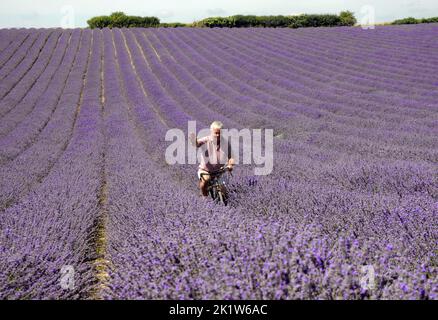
[
  {"left": 0, "top": 29, "right": 102, "bottom": 298},
  {"left": 101, "top": 27, "right": 437, "bottom": 299},
  {"left": 0, "top": 25, "right": 437, "bottom": 299}
]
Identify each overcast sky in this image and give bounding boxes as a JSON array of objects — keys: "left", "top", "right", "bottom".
[{"left": 0, "top": 0, "right": 437, "bottom": 28}]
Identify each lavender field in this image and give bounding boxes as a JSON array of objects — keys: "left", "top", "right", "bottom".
[{"left": 0, "top": 24, "right": 437, "bottom": 300}]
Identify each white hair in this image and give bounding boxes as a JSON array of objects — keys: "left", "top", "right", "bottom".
[{"left": 210, "top": 121, "right": 223, "bottom": 130}]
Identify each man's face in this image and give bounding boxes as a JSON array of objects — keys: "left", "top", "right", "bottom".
[{"left": 211, "top": 128, "right": 221, "bottom": 141}]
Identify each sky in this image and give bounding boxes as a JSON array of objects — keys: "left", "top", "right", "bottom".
[{"left": 0, "top": 0, "right": 437, "bottom": 28}]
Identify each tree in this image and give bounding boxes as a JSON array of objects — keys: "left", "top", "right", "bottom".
[{"left": 339, "top": 11, "right": 357, "bottom": 26}]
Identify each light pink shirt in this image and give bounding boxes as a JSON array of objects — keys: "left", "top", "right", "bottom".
[{"left": 198, "top": 135, "right": 230, "bottom": 172}]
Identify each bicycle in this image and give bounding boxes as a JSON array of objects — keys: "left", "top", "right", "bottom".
[{"left": 200, "top": 166, "right": 232, "bottom": 206}]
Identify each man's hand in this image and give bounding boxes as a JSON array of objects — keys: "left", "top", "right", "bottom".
[{"left": 227, "top": 158, "right": 235, "bottom": 171}]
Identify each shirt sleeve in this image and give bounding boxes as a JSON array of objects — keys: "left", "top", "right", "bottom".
[{"left": 197, "top": 136, "right": 210, "bottom": 147}]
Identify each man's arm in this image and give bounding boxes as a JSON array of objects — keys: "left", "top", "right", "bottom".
[{"left": 190, "top": 133, "right": 208, "bottom": 148}]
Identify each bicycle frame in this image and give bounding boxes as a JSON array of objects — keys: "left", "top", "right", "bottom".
[{"left": 200, "top": 166, "right": 231, "bottom": 205}]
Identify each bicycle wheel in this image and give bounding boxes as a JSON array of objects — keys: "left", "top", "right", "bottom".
[
  {"left": 209, "top": 188, "right": 216, "bottom": 200},
  {"left": 218, "top": 191, "right": 228, "bottom": 206}
]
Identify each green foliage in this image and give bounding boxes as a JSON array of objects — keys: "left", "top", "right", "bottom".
[
  {"left": 421, "top": 17, "right": 438, "bottom": 23},
  {"left": 392, "top": 16, "right": 438, "bottom": 25},
  {"left": 230, "top": 15, "right": 258, "bottom": 27},
  {"left": 339, "top": 11, "right": 357, "bottom": 26},
  {"left": 87, "top": 11, "right": 362, "bottom": 29},
  {"left": 87, "top": 15, "right": 112, "bottom": 29},
  {"left": 193, "top": 16, "right": 233, "bottom": 28},
  {"left": 392, "top": 17, "right": 420, "bottom": 25},
  {"left": 87, "top": 12, "right": 160, "bottom": 29},
  {"left": 159, "top": 22, "right": 188, "bottom": 28},
  {"left": 195, "top": 13, "right": 354, "bottom": 28},
  {"left": 297, "top": 14, "right": 341, "bottom": 27}
]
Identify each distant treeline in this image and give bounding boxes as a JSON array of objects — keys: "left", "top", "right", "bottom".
[
  {"left": 193, "top": 12, "right": 356, "bottom": 28},
  {"left": 391, "top": 16, "right": 438, "bottom": 25},
  {"left": 87, "top": 11, "right": 356, "bottom": 29},
  {"left": 87, "top": 12, "right": 161, "bottom": 28},
  {"left": 87, "top": 12, "right": 438, "bottom": 29}
]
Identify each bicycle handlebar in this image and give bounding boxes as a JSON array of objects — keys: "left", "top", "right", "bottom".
[{"left": 200, "top": 166, "right": 233, "bottom": 179}]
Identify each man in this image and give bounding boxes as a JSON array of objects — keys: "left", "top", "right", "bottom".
[{"left": 190, "top": 121, "right": 235, "bottom": 197}]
